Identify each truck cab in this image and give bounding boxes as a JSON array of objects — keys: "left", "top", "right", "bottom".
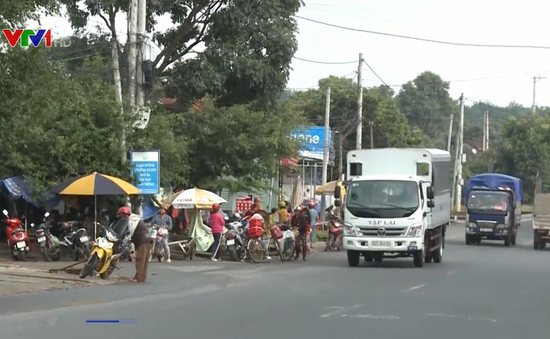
[
  {"left": 341, "top": 148, "right": 450, "bottom": 268},
  {"left": 464, "top": 173, "right": 522, "bottom": 247}
]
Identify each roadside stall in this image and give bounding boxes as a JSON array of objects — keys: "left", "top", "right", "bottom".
[{"left": 170, "top": 187, "right": 227, "bottom": 258}]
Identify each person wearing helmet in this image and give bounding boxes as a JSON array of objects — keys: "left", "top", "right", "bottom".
[
  {"left": 276, "top": 201, "right": 290, "bottom": 225},
  {"left": 150, "top": 204, "right": 173, "bottom": 263},
  {"left": 307, "top": 201, "right": 318, "bottom": 246},
  {"left": 209, "top": 203, "right": 225, "bottom": 262},
  {"left": 290, "top": 205, "right": 309, "bottom": 261},
  {"left": 116, "top": 206, "right": 150, "bottom": 282}
]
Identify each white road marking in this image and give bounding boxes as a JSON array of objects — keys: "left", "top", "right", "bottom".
[
  {"left": 427, "top": 313, "right": 497, "bottom": 323},
  {"left": 320, "top": 305, "right": 363, "bottom": 318},
  {"left": 521, "top": 241, "right": 532, "bottom": 246},
  {"left": 406, "top": 284, "right": 426, "bottom": 291},
  {"left": 446, "top": 271, "right": 454, "bottom": 276},
  {"left": 349, "top": 314, "right": 399, "bottom": 319}
]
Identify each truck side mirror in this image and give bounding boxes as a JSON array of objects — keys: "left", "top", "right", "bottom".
[
  {"left": 334, "top": 198, "right": 341, "bottom": 207},
  {"left": 427, "top": 200, "right": 435, "bottom": 208},
  {"left": 426, "top": 187, "right": 434, "bottom": 200}
]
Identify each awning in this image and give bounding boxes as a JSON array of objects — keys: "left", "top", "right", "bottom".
[{"left": 0, "top": 176, "right": 36, "bottom": 205}]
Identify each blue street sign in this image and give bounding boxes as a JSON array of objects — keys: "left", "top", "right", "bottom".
[
  {"left": 292, "top": 126, "right": 333, "bottom": 161},
  {"left": 130, "top": 150, "right": 160, "bottom": 194}
]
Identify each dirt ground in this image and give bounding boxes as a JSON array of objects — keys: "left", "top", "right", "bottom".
[{"left": 0, "top": 260, "right": 129, "bottom": 296}]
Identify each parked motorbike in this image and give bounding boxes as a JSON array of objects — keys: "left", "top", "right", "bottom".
[
  {"left": 80, "top": 225, "right": 129, "bottom": 279},
  {"left": 59, "top": 221, "right": 92, "bottom": 261},
  {"left": 148, "top": 225, "right": 167, "bottom": 262},
  {"left": 35, "top": 212, "right": 61, "bottom": 261},
  {"left": 225, "top": 218, "right": 246, "bottom": 261},
  {"left": 278, "top": 224, "right": 296, "bottom": 261},
  {"left": 324, "top": 212, "right": 343, "bottom": 251},
  {"left": 3, "top": 209, "right": 30, "bottom": 261}
]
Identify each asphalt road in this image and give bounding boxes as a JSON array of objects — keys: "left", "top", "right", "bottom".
[{"left": 1, "top": 215, "right": 548, "bottom": 339}]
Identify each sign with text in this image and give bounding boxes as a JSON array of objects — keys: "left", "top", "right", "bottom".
[
  {"left": 292, "top": 126, "right": 332, "bottom": 161},
  {"left": 2, "top": 29, "right": 71, "bottom": 47},
  {"left": 130, "top": 150, "right": 160, "bottom": 194}
]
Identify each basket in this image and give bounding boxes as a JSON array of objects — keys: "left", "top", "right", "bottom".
[
  {"left": 248, "top": 226, "right": 263, "bottom": 239},
  {"left": 270, "top": 225, "right": 283, "bottom": 240}
]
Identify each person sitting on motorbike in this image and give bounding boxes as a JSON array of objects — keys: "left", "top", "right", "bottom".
[
  {"left": 276, "top": 201, "right": 290, "bottom": 225},
  {"left": 150, "top": 204, "right": 173, "bottom": 263},
  {"left": 291, "top": 206, "right": 309, "bottom": 261}
]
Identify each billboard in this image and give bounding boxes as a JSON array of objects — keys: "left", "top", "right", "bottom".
[{"left": 293, "top": 126, "right": 332, "bottom": 161}]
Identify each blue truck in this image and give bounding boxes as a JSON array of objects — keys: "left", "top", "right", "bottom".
[{"left": 464, "top": 173, "right": 523, "bottom": 247}]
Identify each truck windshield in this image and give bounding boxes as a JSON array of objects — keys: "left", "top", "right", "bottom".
[
  {"left": 467, "top": 191, "right": 509, "bottom": 215},
  {"left": 346, "top": 180, "right": 420, "bottom": 218}
]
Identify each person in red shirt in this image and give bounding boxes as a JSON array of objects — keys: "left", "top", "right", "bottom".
[{"left": 209, "top": 203, "right": 225, "bottom": 262}]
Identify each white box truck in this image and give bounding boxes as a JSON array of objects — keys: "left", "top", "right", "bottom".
[{"left": 340, "top": 148, "right": 451, "bottom": 267}]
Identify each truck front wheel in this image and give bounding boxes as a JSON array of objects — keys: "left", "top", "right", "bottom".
[
  {"left": 413, "top": 250, "right": 424, "bottom": 267},
  {"left": 347, "top": 250, "right": 360, "bottom": 267}
]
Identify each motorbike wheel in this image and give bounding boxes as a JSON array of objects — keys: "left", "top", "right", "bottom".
[
  {"left": 327, "top": 233, "right": 336, "bottom": 251},
  {"left": 42, "top": 246, "right": 52, "bottom": 262},
  {"left": 81, "top": 245, "right": 91, "bottom": 260},
  {"left": 148, "top": 243, "right": 155, "bottom": 262},
  {"left": 100, "top": 262, "right": 116, "bottom": 280},
  {"left": 18, "top": 250, "right": 26, "bottom": 261},
  {"left": 51, "top": 250, "right": 61, "bottom": 261},
  {"left": 79, "top": 253, "right": 99, "bottom": 279},
  {"left": 227, "top": 245, "right": 238, "bottom": 261},
  {"left": 283, "top": 241, "right": 295, "bottom": 262}
]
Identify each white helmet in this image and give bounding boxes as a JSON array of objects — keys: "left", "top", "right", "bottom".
[{"left": 234, "top": 212, "right": 241, "bottom": 219}]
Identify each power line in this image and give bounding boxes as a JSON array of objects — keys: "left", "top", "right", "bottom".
[
  {"left": 293, "top": 56, "right": 356, "bottom": 65},
  {"left": 294, "top": 16, "right": 550, "bottom": 49}
]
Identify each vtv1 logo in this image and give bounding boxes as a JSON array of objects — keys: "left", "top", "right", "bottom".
[{"left": 2, "top": 29, "right": 71, "bottom": 48}]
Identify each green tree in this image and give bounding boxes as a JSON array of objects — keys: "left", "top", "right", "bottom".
[
  {"left": 61, "top": 0, "right": 303, "bottom": 109},
  {"left": 496, "top": 115, "right": 550, "bottom": 198},
  {"left": 183, "top": 99, "right": 303, "bottom": 190},
  {"left": 285, "top": 76, "right": 423, "bottom": 175},
  {"left": 0, "top": 47, "right": 188, "bottom": 195},
  {"left": 1, "top": 0, "right": 58, "bottom": 29},
  {"left": 397, "top": 71, "right": 456, "bottom": 147}
]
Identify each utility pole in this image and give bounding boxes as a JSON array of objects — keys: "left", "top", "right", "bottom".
[
  {"left": 482, "top": 111, "right": 487, "bottom": 151},
  {"left": 356, "top": 53, "right": 363, "bottom": 149},
  {"left": 322, "top": 87, "right": 330, "bottom": 185},
  {"left": 369, "top": 121, "right": 374, "bottom": 149},
  {"left": 532, "top": 75, "right": 546, "bottom": 114},
  {"left": 125, "top": 0, "right": 138, "bottom": 165},
  {"left": 321, "top": 87, "right": 331, "bottom": 222},
  {"left": 135, "top": 0, "right": 147, "bottom": 107},
  {"left": 338, "top": 133, "right": 343, "bottom": 178},
  {"left": 485, "top": 111, "right": 490, "bottom": 150},
  {"left": 446, "top": 113, "right": 453, "bottom": 152},
  {"left": 455, "top": 94, "right": 465, "bottom": 214}
]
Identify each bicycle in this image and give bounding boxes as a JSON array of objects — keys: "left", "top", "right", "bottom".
[{"left": 246, "top": 225, "right": 288, "bottom": 263}]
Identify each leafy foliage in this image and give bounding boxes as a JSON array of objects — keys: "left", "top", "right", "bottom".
[{"left": 183, "top": 99, "right": 304, "bottom": 188}]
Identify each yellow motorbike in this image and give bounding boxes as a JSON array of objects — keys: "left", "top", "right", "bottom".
[{"left": 79, "top": 226, "right": 129, "bottom": 280}]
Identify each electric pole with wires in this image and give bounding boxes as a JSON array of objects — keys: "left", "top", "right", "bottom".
[{"left": 356, "top": 53, "right": 363, "bottom": 149}]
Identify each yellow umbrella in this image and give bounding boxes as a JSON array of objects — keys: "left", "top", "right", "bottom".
[
  {"left": 171, "top": 188, "right": 227, "bottom": 209},
  {"left": 51, "top": 172, "right": 140, "bottom": 196},
  {"left": 315, "top": 180, "right": 338, "bottom": 195},
  {"left": 50, "top": 172, "right": 140, "bottom": 237}
]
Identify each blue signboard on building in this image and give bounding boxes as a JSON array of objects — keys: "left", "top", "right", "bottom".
[
  {"left": 130, "top": 150, "right": 160, "bottom": 194},
  {"left": 292, "top": 126, "right": 332, "bottom": 160}
]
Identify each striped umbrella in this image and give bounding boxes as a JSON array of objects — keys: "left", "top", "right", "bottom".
[
  {"left": 50, "top": 172, "right": 140, "bottom": 237},
  {"left": 51, "top": 172, "right": 140, "bottom": 196}
]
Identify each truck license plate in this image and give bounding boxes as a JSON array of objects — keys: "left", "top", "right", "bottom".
[
  {"left": 371, "top": 240, "right": 391, "bottom": 247},
  {"left": 480, "top": 228, "right": 493, "bottom": 232}
]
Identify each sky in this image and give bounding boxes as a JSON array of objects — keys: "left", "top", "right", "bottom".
[{"left": 36, "top": 0, "right": 550, "bottom": 108}]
